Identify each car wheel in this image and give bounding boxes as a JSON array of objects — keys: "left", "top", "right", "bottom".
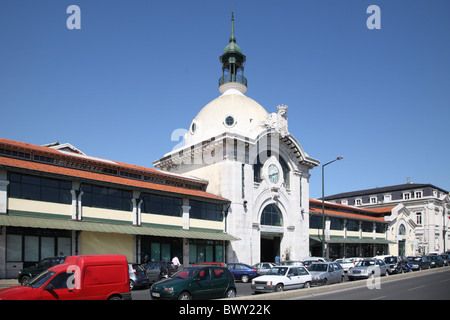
[
  {"left": 340, "top": 276, "right": 345, "bottom": 283},
  {"left": 275, "top": 284, "right": 284, "bottom": 292},
  {"left": 20, "top": 275, "right": 31, "bottom": 286},
  {"left": 241, "top": 275, "right": 249, "bottom": 283},
  {"left": 225, "top": 288, "right": 236, "bottom": 298},
  {"left": 129, "top": 280, "right": 135, "bottom": 291},
  {"left": 303, "top": 282, "right": 311, "bottom": 289},
  {"left": 322, "top": 278, "right": 327, "bottom": 286},
  {"left": 178, "top": 292, "right": 191, "bottom": 300}
]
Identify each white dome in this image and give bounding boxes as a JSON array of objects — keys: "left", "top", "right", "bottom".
[{"left": 185, "top": 87, "right": 269, "bottom": 146}]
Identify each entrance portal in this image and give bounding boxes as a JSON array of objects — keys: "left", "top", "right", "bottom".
[{"left": 260, "top": 235, "right": 281, "bottom": 263}]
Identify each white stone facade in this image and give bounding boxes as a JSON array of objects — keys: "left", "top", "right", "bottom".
[{"left": 154, "top": 87, "right": 319, "bottom": 265}]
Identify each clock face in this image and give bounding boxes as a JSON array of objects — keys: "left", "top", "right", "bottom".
[{"left": 268, "top": 164, "right": 279, "bottom": 184}]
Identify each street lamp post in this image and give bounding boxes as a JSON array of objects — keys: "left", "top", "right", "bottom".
[{"left": 322, "top": 156, "right": 343, "bottom": 258}]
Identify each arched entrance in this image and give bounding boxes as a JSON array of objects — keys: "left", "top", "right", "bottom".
[
  {"left": 398, "top": 223, "right": 406, "bottom": 256},
  {"left": 260, "top": 204, "right": 283, "bottom": 263}
]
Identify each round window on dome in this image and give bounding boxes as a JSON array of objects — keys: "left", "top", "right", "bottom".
[
  {"left": 190, "top": 122, "right": 197, "bottom": 134},
  {"left": 224, "top": 115, "right": 235, "bottom": 127}
]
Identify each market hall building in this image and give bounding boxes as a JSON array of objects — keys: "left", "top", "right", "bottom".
[
  {"left": 153, "top": 13, "right": 320, "bottom": 265},
  {"left": 0, "top": 138, "right": 235, "bottom": 278}
]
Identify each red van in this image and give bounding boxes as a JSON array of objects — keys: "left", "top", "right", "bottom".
[{"left": 0, "top": 255, "right": 131, "bottom": 300}]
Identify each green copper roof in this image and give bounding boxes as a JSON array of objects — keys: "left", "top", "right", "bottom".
[{"left": 220, "top": 12, "right": 246, "bottom": 61}]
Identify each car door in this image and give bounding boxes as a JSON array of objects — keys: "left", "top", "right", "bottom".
[
  {"left": 326, "top": 264, "right": 336, "bottom": 283},
  {"left": 210, "top": 267, "right": 228, "bottom": 298},
  {"left": 190, "top": 267, "right": 213, "bottom": 299},
  {"left": 284, "top": 267, "right": 299, "bottom": 290},
  {"left": 41, "top": 272, "right": 78, "bottom": 300}
]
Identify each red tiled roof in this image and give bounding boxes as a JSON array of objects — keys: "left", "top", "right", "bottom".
[
  {"left": 0, "top": 138, "right": 207, "bottom": 186},
  {"left": 0, "top": 138, "right": 228, "bottom": 202},
  {"left": 309, "top": 206, "right": 386, "bottom": 222},
  {"left": 309, "top": 199, "right": 387, "bottom": 222}
]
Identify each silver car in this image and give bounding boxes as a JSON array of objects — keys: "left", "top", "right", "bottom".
[
  {"left": 347, "top": 259, "right": 389, "bottom": 280},
  {"left": 253, "top": 262, "right": 276, "bottom": 275},
  {"left": 308, "top": 262, "right": 345, "bottom": 285}
]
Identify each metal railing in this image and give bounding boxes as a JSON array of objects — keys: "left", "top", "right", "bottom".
[{"left": 219, "top": 74, "right": 247, "bottom": 87}]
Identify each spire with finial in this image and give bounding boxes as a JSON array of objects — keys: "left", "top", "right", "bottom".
[{"left": 219, "top": 11, "right": 247, "bottom": 94}]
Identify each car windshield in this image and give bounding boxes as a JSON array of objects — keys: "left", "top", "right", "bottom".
[
  {"left": 267, "top": 267, "right": 288, "bottom": 276},
  {"left": 384, "top": 257, "right": 398, "bottom": 263},
  {"left": 408, "top": 257, "right": 421, "bottom": 262},
  {"left": 308, "top": 264, "right": 328, "bottom": 272},
  {"left": 356, "top": 260, "right": 375, "bottom": 267},
  {"left": 172, "top": 267, "right": 200, "bottom": 279},
  {"left": 26, "top": 270, "right": 56, "bottom": 288}
]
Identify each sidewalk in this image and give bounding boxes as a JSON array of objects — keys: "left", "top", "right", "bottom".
[{"left": 0, "top": 279, "right": 18, "bottom": 289}]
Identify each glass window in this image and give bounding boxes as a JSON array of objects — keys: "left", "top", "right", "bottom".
[
  {"left": 41, "top": 237, "right": 55, "bottom": 258},
  {"left": 309, "top": 215, "right": 322, "bottom": 229},
  {"left": 6, "top": 234, "right": 22, "bottom": 261},
  {"left": 81, "top": 184, "right": 131, "bottom": 211},
  {"left": 57, "top": 237, "right": 71, "bottom": 256},
  {"left": 261, "top": 204, "right": 282, "bottom": 226},
  {"left": 8, "top": 173, "right": 71, "bottom": 204},
  {"left": 142, "top": 193, "right": 182, "bottom": 217},
  {"left": 346, "top": 220, "right": 359, "bottom": 232},
  {"left": 24, "top": 236, "right": 39, "bottom": 262},
  {"left": 190, "top": 200, "right": 222, "bottom": 221}
]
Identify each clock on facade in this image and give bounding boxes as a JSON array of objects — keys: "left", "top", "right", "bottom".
[{"left": 268, "top": 164, "right": 279, "bottom": 184}]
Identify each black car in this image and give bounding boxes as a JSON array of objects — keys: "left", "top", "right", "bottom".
[
  {"left": 18, "top": 256, "right": 66, "bottom": 285},
  {"left": 428, "top": 255, "right": 444, "bottom": 268},
  {"left": 406, "top": 256, "right": 430, "bottom": 271},
  {"left": 144, "top": 261, "right": 177, "bottom": 283},
  {"left": 439, "top": 254, "right": 450, "bottom": 266}
]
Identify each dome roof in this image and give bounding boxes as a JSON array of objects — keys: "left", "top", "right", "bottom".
[{"left": 185, "top": 88, "right": 269, "bottom": 146}]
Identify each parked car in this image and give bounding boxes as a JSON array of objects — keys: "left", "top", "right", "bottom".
[
  {"left": 302, "top": 257, "right": 328, "bottom": 269},
  {"left": 251, "top": 266, "right": 311, "bottom": 293},
  {"left": 428, "top": 255, "right": 444, "bottom": 268},
  {"left": 253, "top": 262, "right": 276, "bottom": 275},
  {"left": 279, "top": 260, "right": 305, "bottom": 267},
  {"left": 308, "top": 262, "right": 345, "bottom": 285},
  {"left": 381, "top": 256, "right": 409, "bottom": 274},
  {"left": 150, "top": 265, "right": 236, "bottom": 300},
  {"left": 192, "top": 262, "right": 227, "bottom": 267},
  {"left": 334, "top": 258, "right": 355, "bottom": 272},
  {"left": 407, "top": 256, "right": 430, "bottom": 271},
  {"left": 18, "top": 256, "right": 66, "bottom": 285},
  {"left": 0, "top": 255, "right": 131, "bottom": 300},
  {"left": 439, "top": 254, "right": 449, "bottom": 266},
  {"left": 347, "top": 259, "right": 389, "bottom": 280},
  {"left": 227, "top": 263, "right": 258, "bottom": 283},
  {"left": 144, "top": 261, "right": 177, "bottom": 283},
  {"left": 128, "top": 263, "right": 150, "bottom": 290}
]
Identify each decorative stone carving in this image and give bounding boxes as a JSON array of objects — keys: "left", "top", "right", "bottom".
[{"left": 262, "top": 104, "right": 289, "bottom": 138}]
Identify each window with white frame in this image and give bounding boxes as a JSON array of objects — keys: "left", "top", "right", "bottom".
[
  {"left": 383, "top": 194, "right": 391, "bottom": 202},
  {"left": 370, "top": 196, "right": 377, "bottom": 204},
  {"left": 403, "top": 193, "right": 411, "bottom": 200},
  {"left": 416, "top": 212, "right": 422, "bottom": 225},
  {"left": 341, "top": 200, "right": 348, "bottom": 205},
  {"left": 414, "top": 191, "right": 422, "bottom": 199},
  {"left": 355, "top": 198, "right": 362, "bottom": 206}
]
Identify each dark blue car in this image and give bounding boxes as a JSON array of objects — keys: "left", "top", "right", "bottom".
[{"left": 227, "top": 263, "right": 258, "bottom": 283}]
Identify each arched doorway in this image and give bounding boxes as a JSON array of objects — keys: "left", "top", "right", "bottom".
[
  {"left": 260, "top": 204, "right": 283, "bottom": 263},
  {"left": 398, "top": 224, "right": 406, "bottom": 256}
]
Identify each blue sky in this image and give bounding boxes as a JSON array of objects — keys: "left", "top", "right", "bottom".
[{"left": 0, "top": 0, "right": 449, "bottom": 199}]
